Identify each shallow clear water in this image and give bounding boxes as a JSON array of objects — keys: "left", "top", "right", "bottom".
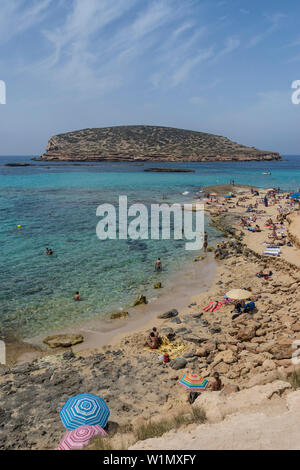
[{"left": 0, "top": 155, "right": 299, "bottom": 338}]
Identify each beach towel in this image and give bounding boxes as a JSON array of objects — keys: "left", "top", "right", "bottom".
[
  {"left": 144, "top": 336, "right": 187, "bottom": 359},
  {"left": 203, "top": 300, "right": 228, "bottom": 312}
]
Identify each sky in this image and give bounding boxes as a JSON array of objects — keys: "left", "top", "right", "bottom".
[{"left": 0, "top": 0, "right": 300, "bottom": 155}]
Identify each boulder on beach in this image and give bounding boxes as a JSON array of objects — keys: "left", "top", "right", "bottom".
[
  {"left": 153, "top": 282, "right": 162, "bottom": 289},
  {"left": 170, "top": 358, "right": 187, "bottom": 370},
  {"left": 157, "top": 309, "right": 178, "bottom": 319},
  {"left": 133, "top": 295, "right": 147, "bottom": 306},
  {"left": 43, "top": 334, "right": 84, "bottom": 348},
  {"left": 110, "top": 311, "right": 129, "bottom": 320}
]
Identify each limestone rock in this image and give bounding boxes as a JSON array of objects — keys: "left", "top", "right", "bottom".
[
  {"left": 193, "top": 381, "right": 291, "bottom": 423},
  {"left": 214, "top": 350, "right": 237, "bottom": 365},
  {"left": 236, "top": 325, "right": 257, "bottom": 342},
  {"left": 170, "top": 358, "right": 187, "bottom": 370},
  {"left": 133, "top": 295, "right": 147, "bottom": 306},
  {"left": 269, "top": 339, "right": 294, "bottom": 360},
  {"left": 110, "top": 311, "right": 129, "bottom": 320},
  {"left": 43, "top": 334, "right": 84, "bottom": 348},
  {"left": 158, "top": 309, "right": 178, "bottom": 319}
]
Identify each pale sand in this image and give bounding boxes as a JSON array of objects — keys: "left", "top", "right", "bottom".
[
  {"left": 204, "top": 187, "right": 300, "bottom": 268},
  {"left": 17, "top": 254, "right": 216, "bottom": 363}
]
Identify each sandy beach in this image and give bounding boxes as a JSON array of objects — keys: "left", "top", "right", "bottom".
[{"left": 2, "top": 184, "right": 300, "bottom": 450}]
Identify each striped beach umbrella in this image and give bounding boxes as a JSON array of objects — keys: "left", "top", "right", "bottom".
[
  {"left": 58, "top": 425, "right": 107, "bottom": 450},
  {"left": 290, "top": 193, "right": 300, "bottom": 199},
  {"left": 178, "top": 373, "right": 208, "bottom": 391},
  {"left": 60, "top": 393, "right": 110, "bottom": 430}
]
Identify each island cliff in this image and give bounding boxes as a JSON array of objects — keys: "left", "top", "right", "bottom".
[{"left": 38, "top": 125, "right": 281, "bottom": 162}]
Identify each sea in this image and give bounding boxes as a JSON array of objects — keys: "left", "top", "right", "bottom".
[{"left": 1, "top": 154, "right": 300, "bottom": 339}]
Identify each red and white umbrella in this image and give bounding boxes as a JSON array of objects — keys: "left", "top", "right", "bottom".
[{"left": 58, "top": 425, "right": 107, "bottom": 450}]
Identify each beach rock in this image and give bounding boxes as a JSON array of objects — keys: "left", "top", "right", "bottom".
[
  {"left": 291, "top": 322, "right": 300, "bottom": 332},
  {"left": 193, "top": 381, "right": 291, "bottom": 423},
  {"left": 262, "top": 359, "right": 276, "bottom": 371},
  {"left": 63, "top": 350, "right": 75, "bottom": 361},
  {"left": 236, "top": 325, "right": 257, "bottom": 342},
  {"left": 195, "top": 347, "right": 207, "bottom": 357},
  {"left": 160, "top": 328, "right": 176, "bottom": 341},
  {"left": 133, "top": 295, "right": 147, "bottom": 306},
  {"left": 210, "top": 326, "right": 222, "bottom": 334},
  {"left": 110, "top": 311, "right": 129, "bottom": 320},
  {"left": 170, "top": 358, "right": 187, "bottom": 370},
  {"left": 269, "top": 339, "right": 293, "bottom": 360},
  {"left": 245, "top": 371, "right": 280, "bottom": 388},
  {"left": 43, "top": 334, "right": 84, "bottom": 348},
  {"left": 222, "top": 384, "right": 240, "bottom": 395},
  {"left": 153, "top": 282, "right": 162, "bottom": 289},
  {"left": 182, "top": 334, "right": 209, "bottom": 345},
  {"left": 170, "top": 317, "right": 182, "bottom": 324},
  {"left": 192, "top": 313, "right": 203, "bottom": 319},
  {"left": 157, "top": 309, "right": 178, "bottom": 319},
  {"left": 182, "top": 350, "right": 196, "bottom": 358},
  {"left": 214, "top": 350, "right": 237, "bottom": 365}
]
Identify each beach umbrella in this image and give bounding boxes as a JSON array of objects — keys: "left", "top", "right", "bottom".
[
  {"left": 178, "top": 373, "right": 208, "bottom": 391},
  {"left": 60, "top": 393, "right": 110, "bottom": 430},
  {"left": 58, "top": 425, "right": 107, "bottom": 450},
  {"left": 225, "top": 289, "right": 251, "bottom": 300},
  {"left": 290, "top": 193, "right": 300, "bottom": 199}
]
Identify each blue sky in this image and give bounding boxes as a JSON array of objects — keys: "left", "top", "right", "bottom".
[{"left": 0, "top": 0, "right": 300, "bottom": 155}]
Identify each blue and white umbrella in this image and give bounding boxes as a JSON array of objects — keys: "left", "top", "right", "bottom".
[
  {"left": 60, "top": 393, "right": 110, "bottom": 430},
  {"left": 290, "top": 193, "right": 300, "bottom": 200}
]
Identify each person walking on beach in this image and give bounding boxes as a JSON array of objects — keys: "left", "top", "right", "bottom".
[
  {"left": 155, "top": 258, "right": 162, "bottom": 272},
  {"left": 264, "top": 195, "right": 268, "bottom": 207}
]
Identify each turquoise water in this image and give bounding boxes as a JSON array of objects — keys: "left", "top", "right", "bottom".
[{"left": 1, "top": 155, "right": 300, "bottom": 338}]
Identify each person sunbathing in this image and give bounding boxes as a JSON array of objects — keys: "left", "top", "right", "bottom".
[
  {"left": 147, "top": 332, "right": 159, "bottom": 349},
  {"left": 152, "top": 327, "right": 162, "bottom": 345}
]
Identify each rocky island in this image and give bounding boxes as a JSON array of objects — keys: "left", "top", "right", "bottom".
[{"left": 37, "top": 125, "right": 281, "bottom": 162}]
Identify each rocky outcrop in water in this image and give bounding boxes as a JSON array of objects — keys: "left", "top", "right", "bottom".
[{"left": 38, "top": 126, "right": 281, "bottom": 162}]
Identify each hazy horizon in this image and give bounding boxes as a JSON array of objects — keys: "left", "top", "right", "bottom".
[{"left": 0, "top": 0, "right": 300, "bottom": 155}]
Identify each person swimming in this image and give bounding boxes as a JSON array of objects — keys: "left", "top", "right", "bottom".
[
  {"left": 155, "top": 258, "right": 162, "bottom": 272},
  {"left": 74, "top": 291, "right": 81, "bottom": 301}
]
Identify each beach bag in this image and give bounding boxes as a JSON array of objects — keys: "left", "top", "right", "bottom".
[{"left": 163, "top": 353, "right": 170, "bottom": 363}]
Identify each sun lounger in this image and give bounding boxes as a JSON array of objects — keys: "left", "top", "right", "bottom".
[{"left": 263, "top": 249, "right": 281, "bottom": 256}]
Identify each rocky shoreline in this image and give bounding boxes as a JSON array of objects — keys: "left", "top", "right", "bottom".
[{"left": 1, "top": 186, "right": 300, "bottom": 450}]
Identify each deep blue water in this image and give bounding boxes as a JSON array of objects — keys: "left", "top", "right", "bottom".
[{"left": 0, "top": 155, "right": 299, "bottom": 338}]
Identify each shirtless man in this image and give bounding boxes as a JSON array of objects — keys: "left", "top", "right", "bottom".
[
  {"left": 147, "top": 332, "right": 159, "bottom": 349},
  {"left": 74, "top": 291, "right": 81, "bottom": 301},
  {"left": 155, "top": 258, "right": 162, "bottom": 272}
]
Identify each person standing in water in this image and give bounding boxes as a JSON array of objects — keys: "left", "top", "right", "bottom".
[
  {"left": 74, "top": 291, "right": 81, "bottom": 301},
  {"left": 155, "top": 258, "right": 162, "bottom": 272},
  {"left": 203, "top": 232, "right": 208, "bottom": 253}
]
